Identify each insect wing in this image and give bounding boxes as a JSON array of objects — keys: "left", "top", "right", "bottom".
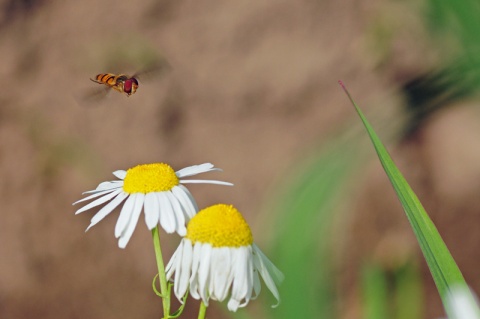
[
  {"left": 78, "top": 85, "right": 113, "bottom": 105},
  {"left": 131, "top": 60, "right": 171, "bottom": 82}
]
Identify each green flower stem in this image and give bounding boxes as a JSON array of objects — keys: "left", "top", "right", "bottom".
[
  {"left": 198, "top": 301, "right": 207, "bottom": 319},
  {"left": 152, "top": 226, "right": 171, "bottom": 319}
]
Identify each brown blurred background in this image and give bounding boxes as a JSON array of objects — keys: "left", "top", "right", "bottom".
[{"left": 1, "top": 0, "right": 480, "bottom": 318}]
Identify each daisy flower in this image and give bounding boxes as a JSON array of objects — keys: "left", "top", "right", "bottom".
[
  {"left": 73, "top": 163, "right": 232, "bottom": 248},
  {"left": 166, "top": 204, "right": 284, "bottom": 312}
]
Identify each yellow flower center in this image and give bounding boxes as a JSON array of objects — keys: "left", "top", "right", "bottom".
[
  {"left": 186, "top": 204, "right": 253, "bottom": 247},
  {"left": 123, "top": 163, "right": 179, "bottom": 194}
]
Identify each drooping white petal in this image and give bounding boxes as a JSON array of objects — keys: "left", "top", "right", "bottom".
[
  {"left": 230, "top": 247, "right": 251, "bottom": 308},
  {"left": 157, "top": 192, "right": 177, "bottom": 234},
  {"left": 252, "top": 244, "right": 284, "bottom": 284},
  {"left": 211, "top": 247, "right": 233, "bottom": 301},
  {"left": 251, "top": 270, "right": 261, "bottom": 300},
  {"left": 175, "top": 163, "right": 218, "bottom": 178},
  {"left": 114, "top": 194, "right": 136, "bottom": 238},
  {"left": 177, "top": 185, "right": 198, "bottom": 216},
  {"left": 164, "top": 191, "right": 186, "bottom": 235},
  {"left": 112, "top": 170, "right": 127, "bottom": 179},
  {"left": 144, "top": 192, "right": 159, "bottom": 230},
  {"left": 173, "top": 240, "right": 186, "bottom": 301},
  {"left": 232, "top": 247, "right": 254, "bottom": 310},
  {"left": 242, "top": 252, "right": 254, "bottom": 306},
  {"left": 176, "top": 239, "right": 193, "bottom": 300},
  {"left": 227, "top": 298, "right": 241, "bottom": 312},
  {"left": 166, "top": 246, "right": 181, "bottom": 280},
  {"left": 197, "top": 243, "right": 213, "bottom": 305},
  {"left": 252, "top": 244, "right": 283, "bottom": 307},
  {"left": 118, "top": 193, "right": 145, "bottom": 248},
  {"left": 171, "top": 185, "right": 197, "bottom": 219},
  {"left": 86, "top": 191, "right": 129, "bottom": 231},
  {"left": 74, "top": 189, "right": 122, "bottom": 214},
  {"left": 188, "top": 242, "right": 203, "bottom": 299}
]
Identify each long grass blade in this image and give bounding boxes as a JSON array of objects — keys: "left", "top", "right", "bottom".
[{"left": 339, "top": 81, "right": 467, "bottom": 311}]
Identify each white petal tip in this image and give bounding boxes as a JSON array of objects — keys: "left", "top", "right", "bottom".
[
  {"left": 147, "top": 223, "right": 157, "bottom": 231},
  {"left": 113, "top": 170, "right": 127, "bottom": 179}
]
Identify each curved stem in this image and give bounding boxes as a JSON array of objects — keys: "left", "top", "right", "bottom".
[
  {"left": 152, "top": 226, "right": 170, "bottom": 318},
  {"left": 198, "top": 301, "right": 208, "bottom": 319}
]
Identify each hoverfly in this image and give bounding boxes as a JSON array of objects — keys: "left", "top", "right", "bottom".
[
  {"left": 89, "top": 61, "right": 171, "bottom": 98},
  {"left": 90, "top": 73, "right": 139, "bottom": 97}
]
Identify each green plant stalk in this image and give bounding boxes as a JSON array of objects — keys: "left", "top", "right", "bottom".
[
  {"left": 362, "top": 263, "right": 389, "bottom": 319},
  {"left": 394, "top": 262, "right": 423, "bottom": 319},
  {"left": 339, "top": 81, "right": 468, "bottom": 312},
  {"left": 152, "top": 226, "right": 171, "bottom": 319},
  {"left": 198, "top": 301, "right": 207, "bottom": 319}
]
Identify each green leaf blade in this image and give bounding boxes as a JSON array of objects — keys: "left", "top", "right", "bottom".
[{"left": 341, "top": 82, "right": 468, "bottom": 307}]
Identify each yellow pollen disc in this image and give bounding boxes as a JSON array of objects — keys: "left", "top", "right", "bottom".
[
  {"left": 186, "top": 204, "right": 253, "bottom": 247},
  {"left": 123, "top": 163, "right": 179, "bottom": 194}
]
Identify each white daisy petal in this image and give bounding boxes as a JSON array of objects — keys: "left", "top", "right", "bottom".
[
  {"left": 88, "top": 181, "right": 123, "bottom": 193},
  {"left": 227, "top": 247, "right": 253, "bottom": 310},
  {"left": 231, "top": 247, "right": 250, "bottom": 301},
  {"left": 74, "top": 189, "right": 122, "bottom": 214},
  {"left": 177, "top": 239, "right": 193, "bottom": 299},
  {"left": 253, "top": 244, "right": 285, "bottom": 284},
  {"left": 112, "top": 170, "right": 127, "bottom": 179},
  {"left": 172, "top": 185, "right": 197, "bottom": 219},
  {"left": 157, "top": 192, "right": 177, "bottom": 234},
  {"left": 164, "top": 191, "right": 186, "bottom": 235},
  {"left": 212, "top": 247, "right": 233, "bottom": 301},
  {"left": 179, "top": 180, "right": 233, "bottom": 186},
  {"left": 177, "top": 185, "right": 199, "bottom": 215},
  {"left": 86, "top": 191, "right": 129, "bottom": 231},
  {"left": 189, "top": 242, "right": 202, "bottom": 300},
  {"left": 175, "top": 163, "right": 217, "bottom": 178},
  {"left": 228, "top": 298, "right": 241, "bottom": 312},
  {"left": 144, "top": 192, "right": 159, "bottom": 230},
  {"left": 73, "top": 188, "right": 119, "bottom": 206},
  {"left": 252, "top": 244, "right": 282, "bottom": 306},
  {"left": 114, "top": 194, "right": 136, "bottom": 238},
  {"left": 242, "top": 251, "right": 254, "bottom": 305},
  {"left": 118, "top": 193, "right": 144, "bottom": 248},
  {"left": 198, "top": 243, "right": 212, "bottom": 305},
  {"left": 173, "top": 240, "right": 187, "bottom": 301},
  {"left": 251, "top": 270, "right": 261, "bottom": 300},
  {"left": 166, "top": 246, "right": 181, "bottom": 280}
]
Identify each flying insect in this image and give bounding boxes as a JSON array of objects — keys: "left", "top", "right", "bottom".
[
  {"left": 89, "top": 60, "right": 171, "bottom": 98},
  {"left": 90, "top": 73, "right": 139, "bottom": 97}
]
